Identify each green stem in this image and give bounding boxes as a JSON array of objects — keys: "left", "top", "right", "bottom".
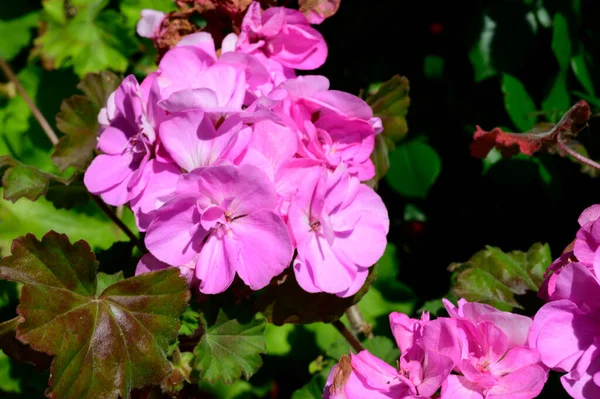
[{"left": 332, "top": 319, "right": 364, "bottom": 353}]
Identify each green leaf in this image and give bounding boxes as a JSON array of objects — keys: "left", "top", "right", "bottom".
[
  {"left": 95, "top": 271, "right": 124, "bottom": 295},
  {"left": 193, "top": 307, "right": 267, "bottom": 384},
  {"left": 179, "top": 303, "right": 200, "bottom": 336},
  {"left": 291, "top": 368, "right": 331, "bottom": 399},
  {"left": 362, "top": 336, "right": 399, "bottom": 366},
  {"left": 52, "top": 71, "right": 120, "bottom": 171},
  {"left": 265, "top": 323, "right": 294, "bottom": 356},
  {"left": 424, "top": 55, "right": 444, "bottom": 79},
  {"left": 37, "top": 0, "right": 135, "bottom": 77},
  {"left": 571, "top": 52, "right": 595, "bottom": 96},
  {"left": 0, "top": 155, "right": 72, "bottom": 203},
  {"left": 385, "top": 140, "right": 441, "bottom": 198},
  {"left": 0, "top": 189, "right": 127, "bottom": 254},
  {"left": 368, "top": 134, "right": 393, "bottom": 186},
  {"left": 0, "top": 350, "right": 20, "bottom": 393},
  {"left": 256, "top": 267, "right": 376, "bottom": 325},
  {"left": 449, "top": 243, "right": 552, "bottom": 311},
  {"left": 468, "top": 14, "right": 497, "bottom": 82},
  {"left": 120, "top": 0, "right": 176, "bottom": 30},
  {"left": 501, "top": 74, "right": 537, "bottom": 131},
  {"left": 551, "top": 13, "right": 571, "bottom": 71},
  {"left": 0, "top": 12, "right": 39, "bottom": 60},
  {"left": 0, "top": 231, "right": 190, "bottom": 399}
]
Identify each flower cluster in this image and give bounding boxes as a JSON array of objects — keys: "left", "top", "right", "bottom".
[
  {"left": 325, "top": 299, "right": 547, "bottom": 399},
  {"left": 84, "top": 1, "right": 388, "bottom": 296},
  {"left": 529, "top": 204, "right": 600, "bottom": 399}
]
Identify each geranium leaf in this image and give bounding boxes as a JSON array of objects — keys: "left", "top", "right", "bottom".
[
  {"left": 193, "top": 304, "right": 266, "bottom": 384},
  {"left": 0, "top": 12, "right": 39, "bottom": 61},
  {"left": 36, "top": 0, "right": 135, "bottom": 77},
  {"left": 52, "top": 71, "right": 120, "bottom": 172},
  {"left": 449, "top": 242, "right": 552, "bottom": 311},
  {"left": 470, "top": 100, "right": 591, "bottom": 158},
  {"left": 385, "top": 140, "right": 441, "bottom": 198},
  {"left": 0, "top": 231, "right": 190, "bottom": 399},
  {"left": 256, "top": 267, "right": 375, "bottom": 325},
  {"left": 0, "top": 155, "right": 72, "bottom": 203},
  {"left": 298, "top": 0, "right": 340, "bottom": 24}
]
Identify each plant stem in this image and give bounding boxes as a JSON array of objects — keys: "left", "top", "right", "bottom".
[
  {"left": 332, "top": 319, "right": 364, "bottom": 353},
  {"left": 557, "top": 137, "right": 600, "bottom": 171},
  {"left": 0, "top": 58, "right": 59, "bottom": 145},
  {"left": 90, "top": 194, "right": 146, "bottom": 253},
  {"left": 345, "top": 305, "right": 373, "bottom": 339}
]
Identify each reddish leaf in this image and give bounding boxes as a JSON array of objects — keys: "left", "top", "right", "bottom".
[
  {"left": 470, "top": 100, "right": 591, "bottom": 158},
  {"left": 0, "top": 231, "right": 190, "bottom": 399}
]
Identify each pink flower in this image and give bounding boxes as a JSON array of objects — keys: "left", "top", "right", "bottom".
[
  {"left": 278, "top": 76, "right": 379, "bottom": 181},
  {"left": 144, "top": 164, "right": 293, "bottom": 294},
  {"left": 135, "top": 253, "right": 195, "bottom": 285},
  {"left": 442, "top": 299, "right": 547, "bottom": 399},
  {"left": 84, "top": 75, "right": 163, "bottom": 206},
  {"left": 574, "top": 204, "right": 600, "bottom": 272},
  {"left": 236, "top": 2, "right": 328, "bottom": 71},
  {"left": 287, "top": 165, "right": 388, "bottom": 297},
  {"left": 324, "top": 313, "right": 455, "bottom": 399},
  {"left": 530, "top": 262, "right": 600, "bottom": 398}
]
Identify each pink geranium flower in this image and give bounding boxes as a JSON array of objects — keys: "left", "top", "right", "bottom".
[
  {"left": 144, "top": 164, "right": 293, "bottom": 294},
  {"left": 324, "top": 313, "right": 456, "bottom": 398},
  {"left": 287, "top": 165, "right": 388, "bottom": 297},
  {"left": 84, "top": 75, "right": 163, "bottom": 205},
  {"left": 278, "top": 75, "right": 379, "bottom": 181},
  {"left": 442, "top": 299, "right": 547, "bottom": 399},
  {"left": 236, "top": 2, "right": 327, "bottom": 71}
]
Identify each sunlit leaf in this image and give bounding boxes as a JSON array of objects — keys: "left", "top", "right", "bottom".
[
  {"left": 193, "top": 305, "right": 266, "bottom": 384},
  {"left": 0, "top": 12, "right": 39, "bottom": 61},
  {"left": 449, "top": 242, "right": 552, "bottom": 311},
  {"left": 468, "top": 14, "right": 497, "bottom": 82},
  {"left": 571, "top": 52, "right": 595, "bottom": 96},
  {"left": 0, "top": 231, "right": 189, "bottom": 399}
]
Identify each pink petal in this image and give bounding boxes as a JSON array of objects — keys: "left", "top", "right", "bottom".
[
  {"left": 418, "top": 350, "right": 454, "bottom": 397},
  {"left": 350, "top": 350, "right": 403, "bottom": 391},
  {"left": 313, "top": 90, "right": 374, "bottom": 120},
  {"left": 561, "top": 343, "right": 600, "bottom": 399},
  {"left": 441, "top": 374, "right": 484, "bottom": 399},
  {"left": 136, "top": 253, "right": 170, "bottom": 274},
  {"left": 130, "top": 160, "right": 181, "bottom": 231},
  {"left": 136, "top": 10, "right": 165, "bottom": 38},
  {"left": 158, "top": 88, "right": 219, "bottom": 113},
  {"left": 226, "top": 210, "right": 293, "bottom": 290},
  {"left": 195, "top": 234, "right": 236, "bottom": 294},
  {"left": 491, "top": 346, "right": 541, "bottom": 375},
  {"left": 176, "top": 32, "right": 217, "bottom": 61},
  {"left": 529, "top": 299, "right": 598, "bottom": 371},
  {"left": 459, "top": 301, "right": 532, "bottom": 349},
  {"left": 389, "top": 312, "right": 421, "bottom": 353},
  {"left": 97, "top": 126, "right": 129, "bottom": 154},
  {"left": 486, "top": 364, "right": 547, "bottom": 399},
  {"left": 578, "top": 204, "right": 600, "bottom": 226},
  {"left": 194, "top": 164, "right": 278, "bottom": 216},
  {"left": 420, "top": 318, "right": 462, "bottom": 366},
  {"left": 84, "top": 152, "right": 134, "bottom": 194},
  {"left": 145, "top": 195, "right": 206, "bottom": 266},
  {"left": 552, "top": 262, "right": 600, "bottom": 310}
]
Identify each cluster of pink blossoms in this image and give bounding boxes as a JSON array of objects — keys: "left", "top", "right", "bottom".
[
  {"left": 529, "top": 204, "right": 600, "bottom": 398},
  {"left": 325, "top": 299, "right": 547, "bottom": 399},
  {"left": 84, "top": 1, "right": 388, "bottom": 296}
]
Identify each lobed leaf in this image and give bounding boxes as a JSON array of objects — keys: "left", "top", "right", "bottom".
[
  {"left": 53, "top": 71, "right": 120, "bottom": 172},
  {"left": 193, "top": 305, "right": 266, "bottom": 384},
  {"left": 366, "top": 75, "right": 410, "bottom": 142},
  {"left": 0, "top": 231, "right": 189, "bottom": 399},
  {"left": 0, "top": 155, "right": 72, "bottom": 203},
  {"left": 449, "top": 242, "right": 552, "bottom": 311},
  {"left": 0, "top": 12, "right": 40, "bottom": 61}
]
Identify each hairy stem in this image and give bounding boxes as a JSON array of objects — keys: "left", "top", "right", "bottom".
[
  {"left": 345, "top": 305, "right": 373, "bottom": 339},
  {"left": 90, "top": 195, "right": 146, "bottom": 253},
  {"left": 332, "top": 319, "right": 364, "bottom": 353},
  {"left": 557, "top": 137, "right": 600, "bottom": 171},
  {"left": 0, "top": 58, "right": 59, "bottom": 145}
]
